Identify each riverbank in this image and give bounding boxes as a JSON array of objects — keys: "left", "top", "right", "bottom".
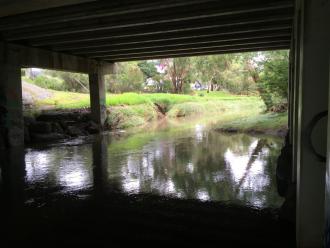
[
  {"left": 22, "top": 82, "right": 287, "bottom": 143},
  {"left": 215, "top": 112, "right": 288, "bottom": 137}
]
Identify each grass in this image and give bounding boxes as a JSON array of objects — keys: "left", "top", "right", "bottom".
[
  {"left": 38, "top": 90, "right": 90, "bottom": 109},
  {"left": 218, "top": 112, "right": 288, "bottom": 133},
  {"left": 28, "top": 86, "right": 287, "bottom": 133},
  {"left": 107, "top": 103, "right": 158, "bottom": 129},
  {"left": 36, "top": 90, "right": 250, "bottom": 109}
]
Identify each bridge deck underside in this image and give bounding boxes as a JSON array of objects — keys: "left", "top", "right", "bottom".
[{"left": 0, "top": 0, "right": 293, "bottom": 62}]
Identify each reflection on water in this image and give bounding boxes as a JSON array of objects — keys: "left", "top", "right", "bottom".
[
  {"left": 14, "top": 122, "right": 284, "bottom": 208},
  {"left": 25, "top": 146, "right": 93, "bottom": 193}
]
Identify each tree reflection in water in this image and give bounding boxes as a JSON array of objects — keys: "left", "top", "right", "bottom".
[
  {"left": 23, "top": 124, "right": 284, "bottom": 208},
  {"left": 106, "top": 125, "right": 283, "bottom": 207}
]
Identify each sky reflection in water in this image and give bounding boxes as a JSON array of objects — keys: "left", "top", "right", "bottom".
[{"left": 24, "top": 124, "right": 284, "bottom": 208}]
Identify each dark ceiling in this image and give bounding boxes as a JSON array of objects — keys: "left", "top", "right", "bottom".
[{"left": 0, "top": 0, "right": 293, "bottom": 62}]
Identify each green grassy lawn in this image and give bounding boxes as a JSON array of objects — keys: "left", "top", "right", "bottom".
[{"left": 36, "top": 90, "right": 252, "bottom": 109}]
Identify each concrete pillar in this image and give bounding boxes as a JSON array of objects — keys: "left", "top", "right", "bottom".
[
  {"left": 294, "top": 0, "right": 330, "bottom": 246},
  {"left": 89, "top": 67, "right": 107, "bottom": 129},
  {"left": 0, "top": 44, "right": 24, "bottom": 147}
]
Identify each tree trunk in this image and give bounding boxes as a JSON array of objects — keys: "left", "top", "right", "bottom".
[{"left": 172, "top": 78, "right": 178, "bottom": 93}]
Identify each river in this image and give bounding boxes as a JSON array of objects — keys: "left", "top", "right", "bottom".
[{"left": 7, "top": 116, "right": 285, "bottom": 209}]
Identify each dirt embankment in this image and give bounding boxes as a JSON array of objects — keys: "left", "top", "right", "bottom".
[{"left": 22, "top": 81, "right": 53, "bottom": 109}]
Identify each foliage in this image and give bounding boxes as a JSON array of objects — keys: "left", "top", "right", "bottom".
[
  {"left": 137, "top": 60, "right": 159, "bottom": 78},
  {"left": 192, "top": 54, "right": 232, "bottom": 92},
  {"left": 107, "top": 103, "right": 158, "bottom": 129},
  {"left": 32, "top": 75, "right": 66, "bottom": 91},
  {"left": 23, "top": 50, "right": 289, "bottom": 113},
  {"left": 225, "top": 50, "right": 289, "bottom": 111},
  {"left": 255, "top": 51, "right": 289, "bottom": 111},
  {"left": 108, "top": 62, "right": 144, "bottom": 93},
  {"left": 160, "top": 57, "right": 191, "bottom": 93},
  {"left": 44, "top": 70, "right": 89, "bottom": 93}
]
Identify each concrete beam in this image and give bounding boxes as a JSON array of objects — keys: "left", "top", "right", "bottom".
[
  {"left": 4, "top": 1, "right": 293, "bottom": 40},
  {"left": 89, "top": 40, "right": 290, "bottom": 59},
  {"left": 31, "top": 19, "right": 292, "bottom": 47},
  {"left": 0, "top": 0, "right": 96, "bottom": 18},
  {"left": 0, "top": 0, "right": 214, "bottom": 30},
  {"left": 0, "top": 42, "right": 113, "bottom": 74},
  {"left": 103, "top": 44, "right": 289, "bottom": 62},
  {"left": 53, "top": 29, "right": 291, "bottom": 52},
  {"left": 71, "top": 33, "right": 291, "bottom": 55},
  {"left": 76, "top": 36, "right": 290, "bottom": 57}
]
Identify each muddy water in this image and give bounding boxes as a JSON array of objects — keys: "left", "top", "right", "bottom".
[{"left": 17, "top": 117, "right": 285, "bottom": 208}]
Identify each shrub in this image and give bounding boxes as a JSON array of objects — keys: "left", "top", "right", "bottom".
[{"left": 33, "top": 75, "right": 66, "bottom": 91}]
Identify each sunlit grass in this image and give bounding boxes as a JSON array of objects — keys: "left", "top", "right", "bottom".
[
  {"left": 33, "top": 88, "right": 287, "bottom": 134},
  {"left": 38, "top": 90, "right": 90, "bottom": 109},
  {"left": 219, "top": 112, "right": 288, "bottom": 132},
  {"left": 36, "top": 90, "right": 254, "bottom": 109}
]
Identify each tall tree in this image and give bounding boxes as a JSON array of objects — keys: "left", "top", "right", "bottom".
[
  {"left": 108, "top": 61, "right": 144, "bottom": 93},
  {"left": 160, "top": 57, "right": 191, "bottom": 93},
  {"left": 137, "top": 60, "right": 159, "bottom": 79},
  {"left": 192, "top": 54, "right": 233, "bottom": 92},
  {"left": 247, "top": 50, "right": 289, "bottom": 111}
]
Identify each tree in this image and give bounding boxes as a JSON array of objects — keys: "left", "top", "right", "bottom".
[
  {"left": 108, "top": 61, "right": 144, "bottom": 93},
  {"left": 137, "top": 60, "right": 159, "bottom": 79},
  {"left": 238, "top": 51, "right": 288, "bottom": 111},
  {"left": 257, "top": 50, "right": 289, "bottom": 111},
  {"left": 44, "top": 70, "right": 89, "bottom": 92},
  {"left": 192, "top": 54, "right": 234, "bottom": 92},
  {"left": 160, "top": 57, "right": 191, "bottom": 93}
]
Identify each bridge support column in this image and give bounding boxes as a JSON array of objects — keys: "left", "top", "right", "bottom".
[
  {"left": 0, "top": 44, "right": 24, "bottom": 148},
  {"left": 89, "top": 67, "right": 107, "bottom": 129},
  {"left": 294, "top": 0, "right": 330, "bottom": 246}
]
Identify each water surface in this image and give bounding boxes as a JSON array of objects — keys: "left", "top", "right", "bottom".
[{"left": 20, "top": 119, "right": 284, "bottom": 208}]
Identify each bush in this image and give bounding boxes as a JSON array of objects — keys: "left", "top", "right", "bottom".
[
  {"left": 44, "top": 70, "right": 89, "bottom": 93},
  {"left": 258, "top": 50, "right": 289, "bottom": 112},
  {"left": 33, "top": 75, "right": 66, "bottom": 91},
  {"left": 108, "top": 62, "right": 144, "bottom": 93}
]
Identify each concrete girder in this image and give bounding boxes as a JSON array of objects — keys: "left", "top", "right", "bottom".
[
  {"left": 89, "top": 40, "right": 290, "bottom": 59},
  {"left": 71, "top": 33, "right": 291, "bottom": 55},
  {"left": 81, "top": 37, "right": 290, "bottom": 58},
  {"left": 30, "top": 19, "right": 292, "bottom": 47},
  {"left": 0, "top": 0, "right": 96, "bottom": 18},
  {"left": 104, "top": 45, "right": 289, "bottom": 62},
  {"left": 3, "top": 1, "right": 293, "bottom": 40},
  {"left": 0, "top": 42, "right": 113, "bottom": 75},
  {"left": 0, "top": 0, "right": 216, "bottom": 30}
]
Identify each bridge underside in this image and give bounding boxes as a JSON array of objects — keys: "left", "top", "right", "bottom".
[
  {"left": 0, "top": 0, "right": 292, "bottom": 61},
  {"left": 0, "top": 0, "right": 330, "bottom": 247}
]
